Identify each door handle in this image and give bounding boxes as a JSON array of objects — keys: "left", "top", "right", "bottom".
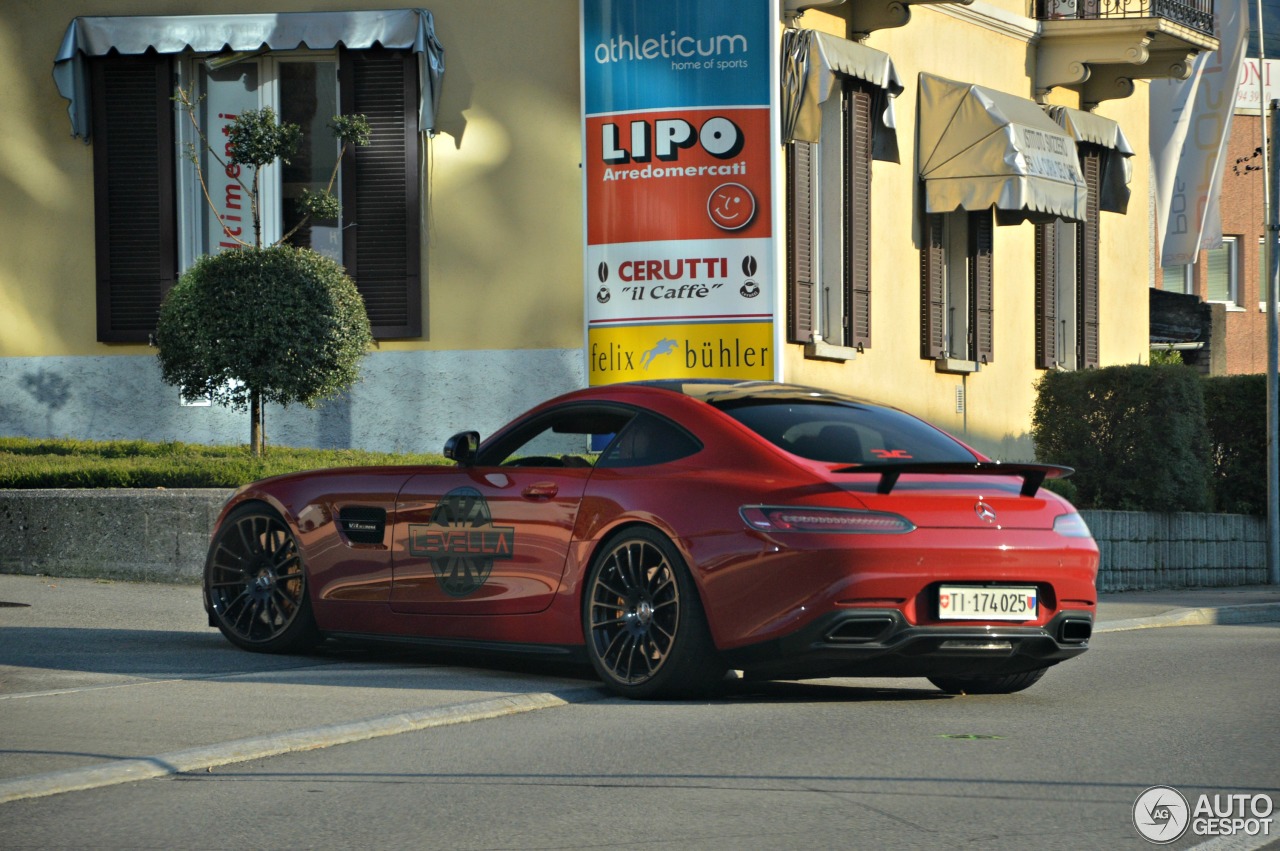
[{"left": 522, "top": 482, "right": 559, "bottom": 499}]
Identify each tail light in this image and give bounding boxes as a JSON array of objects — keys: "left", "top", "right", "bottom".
[
  {"left": 740, "top": 506, "right": 915, "bottom": 534},
  {"left": 1053, "top": 513, "right": 1093, "bottom": 538}
]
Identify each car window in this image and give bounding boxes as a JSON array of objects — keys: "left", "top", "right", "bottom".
[
  {"left": 479, "top": 406, "right": 636, "bottom": 468},
  {"left": 714, "top": 400, "right": 977, "bottom": 464},
  {"left": 596, "top": 413, "right": 702, "bottom": 468}
]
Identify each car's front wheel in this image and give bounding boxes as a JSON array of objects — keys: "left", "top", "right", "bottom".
[
  {"left": 205, "top": 504, "right": 320, "bottom": 653},
  {"left": 928, "top": 667, "right": 1048, "bottom": 695},
  {"left": 583, "top": 527, "right": 723, "bottom": 699}
]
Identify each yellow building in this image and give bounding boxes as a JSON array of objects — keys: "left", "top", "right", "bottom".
[
  {"left": 775, "top": 0, "right": 1214, "bottom": 458},
  {"left": 0, "top": 1, "right": 1216, "bottom": 457}
]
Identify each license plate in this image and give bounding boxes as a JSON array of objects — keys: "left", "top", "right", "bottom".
[{"left": 938, "top": 585, "right": 1037, "bottom": 621}]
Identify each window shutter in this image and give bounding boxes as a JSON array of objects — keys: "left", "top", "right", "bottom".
[
  {"left": 845, "top": 83, "right": 872, "bottom": 349},
  {"left": 787, "top": 141, "right": 816, "bottom": 343},
  {"left": 340, "top": 48, "right": 421, "bottom": 338},
  {"left": 920, "top": 212, "right": 946, "bottom": 359},
  {"left": 971, "top": 211, "right": 994, "bottom": 364},
  {"left": 1034, "top": 222, "right": 1059, "bottom": 370},
  {"left": 1079, "top": 147, "right": 1101, "bottom": 368},
  {"left": 91, "top": 55, "right": 175, "bottom": 343}
]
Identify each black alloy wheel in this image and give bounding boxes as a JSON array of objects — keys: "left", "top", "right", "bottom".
[
  {"left": 583, "top": 527, "right": 722, "bottom": 698},
  {"left": 205, "top": 504, "right": 320, "bottom": 653}
]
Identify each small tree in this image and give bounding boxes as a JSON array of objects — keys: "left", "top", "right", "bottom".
[{"left": 156, "top": 89, "right": 373, "bottom": 454}]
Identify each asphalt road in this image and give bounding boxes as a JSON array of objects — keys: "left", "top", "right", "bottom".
[{"left": 1, "top": 575, "right": 1278, "bottom": 850}]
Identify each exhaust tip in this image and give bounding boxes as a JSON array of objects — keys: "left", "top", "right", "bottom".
[
  {"left": 826, "top": 616, "right": 895, "bottom": 643},
  {"left": 1059, "top": 618, "right": 1092, "bottom": 643}
]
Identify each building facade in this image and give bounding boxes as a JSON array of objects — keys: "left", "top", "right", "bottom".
[{"left": 0, "top": 1, "right": 1216, "bottom": 458}]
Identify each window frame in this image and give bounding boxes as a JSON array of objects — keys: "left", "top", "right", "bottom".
[
  {"left": 1034, "top": 144, "right": 1101, "bottom": 370},
  {"left": 1161, "top": 261, "right": 1193, "bottom": 295},
  {"left": 175, "top": 51, "right": 344, "bottom": 270},
  {"left": 1204, "top": 235, "right": 1241, "bottom": 308},
  {"left": 786, "top": 76, "right": 873, "bottom": 361},
  {"left": 921, "top": 209, "right": 993, "bottom": 371},
  {"left": 89, "top": 46, "right": 421, "bottom": 343}
]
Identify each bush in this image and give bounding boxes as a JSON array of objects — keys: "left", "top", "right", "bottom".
[
  {"left": 1203, "top": 374, "right": 1268, "bottom": 515},
  {"left": 1032, "top": 364, "right": 1212, "bottom": 511},
  {"left": 156, "top": 246, "right": 372, "bottom": 414},
  {"left": 0, "top": 437, "right": 447, "bottom": 489}
]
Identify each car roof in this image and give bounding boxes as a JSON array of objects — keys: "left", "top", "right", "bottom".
[{"left": 622, "top": 379, "right": 877, "bottom": 407}]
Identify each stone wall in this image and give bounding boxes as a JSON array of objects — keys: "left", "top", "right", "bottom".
[
  {"left": 0, "top": 489, "right": 233, "bottom": 584},
  {"left": 1081, "top": 510, "right": 1268, "bottom": 591}
]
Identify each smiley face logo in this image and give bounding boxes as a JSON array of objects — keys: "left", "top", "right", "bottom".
[{"left": 707, "top": 183, "right": 756, "bottom": 231}]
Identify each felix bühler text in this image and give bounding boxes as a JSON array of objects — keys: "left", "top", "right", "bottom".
[{"left": 592, "top": 338, "right": 769, "bottom": 373}]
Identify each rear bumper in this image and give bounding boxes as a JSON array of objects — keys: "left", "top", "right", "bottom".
[{"left": 721, "top": 608, "right": 1093, "bottom": 680}]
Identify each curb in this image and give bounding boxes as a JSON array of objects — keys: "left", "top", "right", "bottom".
[
  {"left": 0, "top": 687, "right": 607, "bottom": 805},
  {"left": 1095, "top": 602, "right": 1280, "bottom": 633}
]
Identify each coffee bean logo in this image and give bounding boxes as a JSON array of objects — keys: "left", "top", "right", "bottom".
[
  {"left": 742, "top": 256, "right": 758, "bottom": 277},
  {"left": 598, "top": 262, "right": 609, "bottom": 283}
]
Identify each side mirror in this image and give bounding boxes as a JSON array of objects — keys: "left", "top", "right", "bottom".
[{"left": 444, "top": 431, "right": 480, "bottom": 466}]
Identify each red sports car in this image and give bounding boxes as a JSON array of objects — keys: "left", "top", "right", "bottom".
[{"left": 203, "top": 380, "right": 1098, "bottom": 698}]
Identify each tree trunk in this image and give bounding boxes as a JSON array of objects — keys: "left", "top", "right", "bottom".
[{"left": 250, "top": 390, "right": 263, "bottom": 457}]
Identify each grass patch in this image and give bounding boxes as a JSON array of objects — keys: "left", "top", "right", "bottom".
[{"left": 0, "top": 437, "right": 449, "bottom": 489}]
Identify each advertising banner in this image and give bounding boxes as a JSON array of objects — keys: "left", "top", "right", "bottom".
[
  {"left": 1150, "top": 0, "right": 1247, "bottom": 265},
  {"left": 581, "top": 0, "right": 777, "bottom": 385},
  {"left": 1235, "top": 58, "right": 1280, "bottom": 113}
]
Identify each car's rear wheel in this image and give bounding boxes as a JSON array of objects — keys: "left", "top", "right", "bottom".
[
  {"left": 583, "top": 527, "right": 723, "bottom": 699},
  {"left": 928, "top": 667, "right": 1048, "bottom": 695},
  {"left": 205, "top": 504, "right": 320, "bottom": 653}
]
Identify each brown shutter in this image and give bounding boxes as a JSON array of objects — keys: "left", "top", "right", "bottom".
[
  {"left": 920, "top": 212, "right": 946, "bottom": 359},
  {"left": 786, "top": 141, "right": 815, "bottom": 343},
  {"left": 1079, "top": 147, "right": 1102, "bottom": 368},
  {"left": 845, "top": 82, "right": 872, "bottom": 349},
  {"left": 91, "top": 55, "right": 175, "bottom": 343},
  {"left": 1034, "top": 221, "right": 1059, "bottom": 370},
  {"left": 340, "top": 48, "right": 421, "bottom": 338},
  {"left": 971, "top": 211, "right": 994, "bottom": 363}
]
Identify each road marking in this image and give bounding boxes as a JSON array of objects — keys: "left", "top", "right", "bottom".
[{"left": 0, "top": 687, "right": 605, "bottom": 804}]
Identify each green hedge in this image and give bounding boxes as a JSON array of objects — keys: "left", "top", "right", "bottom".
[
  {"left": 0, "top": 438, "right": 447, "bottom": 489},
  {"left": 1032, "top": 364, "right": 1212, "bottom": 512},
  {"left": 1203, "top": 374, "right": 1268, "bottom": 515}
]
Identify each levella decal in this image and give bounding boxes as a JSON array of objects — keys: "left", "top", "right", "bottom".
[{"left": 408, "top": 487, "right": 514, "bottom": 598}]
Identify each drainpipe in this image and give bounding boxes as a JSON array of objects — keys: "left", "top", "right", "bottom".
[{"left": 1267, "top": 100, "right": 1279, "bottom": 584}]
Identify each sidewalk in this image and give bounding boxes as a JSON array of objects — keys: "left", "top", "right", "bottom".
[
  {"left": 1095, "top": 584, "right": 1280, "bottom": 632},
  {"left": 0, "top": 575, "right": 1277, "bottom": 805}
]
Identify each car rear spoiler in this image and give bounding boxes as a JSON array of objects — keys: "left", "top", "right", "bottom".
[{"left": 831, "top": 462, "right": 1074, "bottom": 497}]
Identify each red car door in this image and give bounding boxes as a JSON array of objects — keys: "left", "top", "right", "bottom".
[{"left": 389, "top": 465, "right": 590, "bottom": 615}]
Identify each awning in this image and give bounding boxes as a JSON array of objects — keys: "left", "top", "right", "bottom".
[
  {"left": 917, "top": 73, "right": 1087, "bottom": 223},
  {"left": 1046, "top": 105, "right": 1134, "bottom": 215},
  {"left": 53, "top": 9, "right": 445, "bottom": 141},
  {"left": 781, "top": 28, "right": 903, "bottom": 162}
]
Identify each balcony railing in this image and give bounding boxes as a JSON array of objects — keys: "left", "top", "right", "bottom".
[{"left": 1036, "top": 0, "right": 1215, "bottom": 37}]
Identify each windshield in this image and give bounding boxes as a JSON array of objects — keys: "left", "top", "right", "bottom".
[{"left": 714, "top": 400, "right": 978, "bottom": 465}]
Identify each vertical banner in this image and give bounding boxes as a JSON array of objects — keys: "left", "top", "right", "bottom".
[
  {"left": 1150, "top": 0, "right": 1247, "bottom": 266},
  {"left": 581, "top": 0, "right": 777, "bottom": 384}
]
